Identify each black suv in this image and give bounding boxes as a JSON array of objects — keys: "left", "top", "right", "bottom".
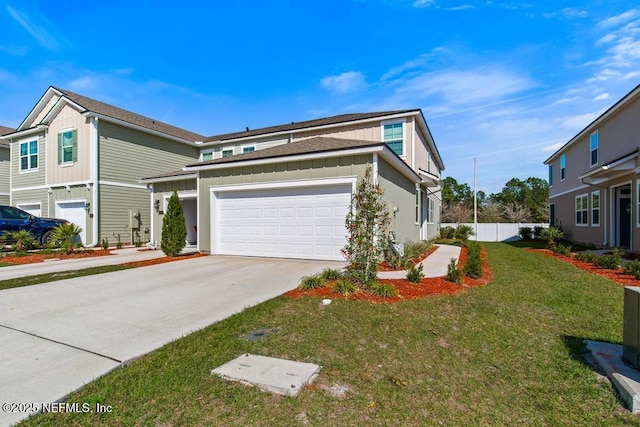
[{"left": 0, "top": 205, "right": 68, "bottom": 245}]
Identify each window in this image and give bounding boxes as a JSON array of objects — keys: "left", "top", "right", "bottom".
[
  {"left": 548, "top": 164, "right": 553, "bottom": 186},
  {"left": 415, "top": 188, "right": 420, "bottom": 224},
  {"left": 383, "top": 122, "right": 403, "bottom": 156},
  {"left": 549, "top": 203, "right": 556, "bottom": 226},
  {"left": 427, "top": 197, "right": 435, "bottom": 223},
  {"left": 590, "top": 131, "right": 599, "bottom": 167},
  {"left": 222, "top": 148, "right": 233, "bottom": 158},
  {"left": 242, "top": 145, "right": 255, "bottom": 153},
  {"left": 560, "top": 154, "right": 566, "bottom": 180},
  {"left": 637, "top": 182, "right": 640, "bottom": 227},
  {"left": 591, "top": 191, "right": 600, "bottom": 226},
  {"left": 58, "top": 129, "right": 77, "bottom": 164},
  {"left": 19, "top": 140, "right": 38, "bottom": 171},
  {"left": 575, "top": 194, "right": 588, "bottom": 226},
  {"left": 201, "top": 152, "right": 213, "bottom": 161}
]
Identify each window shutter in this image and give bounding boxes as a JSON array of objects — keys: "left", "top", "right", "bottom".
[
  {"left": 72, "top": 130, "right": 78, "bottom": 162},
  {"left": 57, "top": 133, "right": 62, "bottom": 165}
]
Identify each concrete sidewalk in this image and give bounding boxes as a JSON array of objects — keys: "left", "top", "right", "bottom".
[{"left": 378, "top": 244, "right": 461, "bottom": 280}]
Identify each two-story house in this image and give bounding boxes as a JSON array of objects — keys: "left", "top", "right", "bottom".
[
  {"left": 0, "top": 126, "right": 13, "bottom": 205},
  {"left": 142, "top": 110, "right": 444, "bottom": 261},
  {"left": 544, "top": 83, "right": 640, "bottom": 250},
  {"left": 3, "top": 87, "right": 203, "bottom": 245}
]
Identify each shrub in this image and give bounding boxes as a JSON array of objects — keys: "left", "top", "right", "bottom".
[
  {"left": 533, "top": 226, "right": 544, "bottom": 239},
  {"left": 403, "top": 240, "right": 432, "bottom": 261},
  {"left": 161, "top": 190, "right": 187, "bottom": 257},
  {"left": 320, "top": 268, "right": 342, "bottom": 281},
  {"left": 406, "top": 263, "right": 425, "bottom": 283},
  {"left": 115, "top": 233, "right": 123, "bottom": 249},
  {"left": 440, "top": 226, "right": 456, "bottom": 239},
  {"left": 575, "top": 250, "right": 598, "bottom": 264},
  {"left": 552, "top": 243, "right": 572, "bottom": 257},
  {"left": 597, "top": 248, "right": 623, "bottom": 270},
  {"left": 540, "top": 226, "right": 565, "bottom": 247},
  {"left": 101, "top": 238, "right": 109, "bottom": 250},
  {"left": 623, "top": 260, "right": 640, "bottom": 278},
  {"left": 134, "top": 231, "right": 143, "bottom": 247},
  {"left": 384, "top": 250, "right": 403, "bottom": 270},
  {"left": 518, "top": 227, "right": 533, "bottom": 241},
  {"left": 370, "top": 282, "right": 398, "bottom": 298},
  {"left": 463, "top": 241, "right": 483, "bottom": 279},
  {"left": 446, "top": 258, "right": 463, "bottom": 284},
  {"left": 51, "top": 223, "right": 83, "bottom": 255},
  {"left": 4, "top": 230, "right": 38, "bottom": 252},
  {"left": 454, "top": 225, "right": 474, "bottom": 242},
  {"left": 299, "top": 275, "right": 326, "bottom": 291},
  {"left": 333, "top": 279, "right": 356, "bottom": 295}
]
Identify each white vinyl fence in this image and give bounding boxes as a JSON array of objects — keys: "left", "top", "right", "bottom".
[{"left": 441, "top": 223, "right": 550, "bottom": 242}]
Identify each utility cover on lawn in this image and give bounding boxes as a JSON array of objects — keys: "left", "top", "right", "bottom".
[{"left": 212, "top": 353, "right": 320, "bottom": 397}]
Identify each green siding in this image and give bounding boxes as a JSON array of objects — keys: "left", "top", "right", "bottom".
[
  {"left": 377, "top": 158, "right": 421, "bottom": 243},
  {"left": 197, "top": 154, "right": 370, "bottom": 252},
  {"left": 12, "top": 189, "right": 48, "bottom": 216},
  {"left": 11, "top": 134, "right": 46, "bottom": 188},
  {"left": 98, "top": 121, "right": 199, "bottom": 184},
  {"left": 0, "top": 195, "right": 8, "bottom": 205},
  {"left": 0, "top": 147, "right": 9, "bottom": 195},
  {"left": 99, "top": 184, "right": 151, "bottom": 245},
  {"left": 150, "top": 179, "right": 197, "bottom": 243}
]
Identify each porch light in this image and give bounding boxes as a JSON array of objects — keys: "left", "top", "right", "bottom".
[{"left": 154, "top": 199, "right": 160, "bottom": 212}]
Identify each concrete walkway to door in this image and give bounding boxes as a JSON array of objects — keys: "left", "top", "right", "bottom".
[
  {"left": 0, "top": 255, "right": 344, "bottom": 426},
  {"left": 377, "top": 244, "right": 462, "bottom": 279}
]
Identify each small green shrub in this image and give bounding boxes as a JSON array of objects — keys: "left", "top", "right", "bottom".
[
  {"left": 440, "top": 226, "right": 456, "bottom": 239},
  {"left": 101, "top": 238, "right": 109, "bottom": 250},
  {"left": 333, "top": 279, "right": 356, "bottom": 295},
  {"left": 4, "top": 230, "right": 38, "bottom": 252},
  {"left": 597, "top": 248, "right": 623, "bottom": 270},
  {"left": 623, "top": 260, "right": 640, "bottom": 278},
  {"left": 454, "top": 225, "right": 474, "bottom": 242},
  {"left": 384, "top": 250, "right": 403, "bottom": 269},
  {"left": 518, "top": 227, "right": 533, "bottom": 241},
  {"left": 533, "top": 226, "right": 544, "bottom": 239},
  {"left": 51, "top": 223, "right": 83, "bottom": 255},
  {"left": 540, "top": 226, "right": 565, "bottom": 247},
  {"left": 575, "top": 250, "right": 598, "bottom": 264},
  {"left": 134, "top": 231, "right": 143, "bottom": 247},
  {"left": 552, "top": 243, "right": 572, "bottom": 257},
  {"left": 320, "top": 268, "right": 342, "bottom": 281},
  {"left": 299, "top": 275, "right": 327, "bottom": 291},
  {"left": 406, "top": 263, "right": 425, "bottom": 283},
  {"left": 115, "top": 233, "right": 123, "bottom": 249},
  {"left": 463, "top": 241, "right": 483, "bottom": 279},
  {"left": 370, "top": 282, "right": 399, "bottom": 298},
  {"left": 446, "top": 258, "right": 463, "bottom": 284},
  {"left": 403, "top": 240, "right": 432, "bottom": 261}
]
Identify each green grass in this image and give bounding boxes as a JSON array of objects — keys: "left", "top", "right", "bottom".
[
  {"left": 0, "top": 265, "right": 134, "bottom": 291},
  {"left": 20, "top": 243, "right": 636, "bottom": 425}
]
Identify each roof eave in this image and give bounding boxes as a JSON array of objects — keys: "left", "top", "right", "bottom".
[
  {"left": 139, "top": 173, "right": 198, "bottom": 184},
  {"left": 2, "top": 125, "right": 49, "bottom": 140}
]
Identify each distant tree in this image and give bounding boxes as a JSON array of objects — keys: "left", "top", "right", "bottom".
[
  {"left": 503, "top": 204, "right": 532, "bottom": 223},
  {"left": 161, "top": 190, "right": 187, "bottom": 257},
  {"left": 442, "top": 176, "right": 473, "bottom": 209},
  {"left": 442, "top": 204, "right": 473, "bottom": 223},
  {"left": 479, "top": 202, "right": 503, "bottom": 223}
]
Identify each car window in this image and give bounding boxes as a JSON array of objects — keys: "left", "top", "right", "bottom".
[{"left": 2, "top": 207, "right": 30, "bottom": 220}]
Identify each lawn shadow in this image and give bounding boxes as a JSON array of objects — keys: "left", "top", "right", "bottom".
[
  {"left": 561, "top": 335, "right": 621, "bottom": 375},
  {"left": 505, "top": 240, "right": 547, "bottom": 249}
]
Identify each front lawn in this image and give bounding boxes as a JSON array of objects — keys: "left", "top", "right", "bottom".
[{"left": 22, "top": 243, "right": 633, "bottom": 426}]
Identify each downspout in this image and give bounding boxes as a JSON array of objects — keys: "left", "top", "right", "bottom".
[{"left": 90, "top": 116, "right": 99, "bottom": 246}]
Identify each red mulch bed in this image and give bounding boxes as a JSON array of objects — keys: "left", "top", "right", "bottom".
[
  {"left": 378, "top": 245, "right": 438, "bottom": 271},
  {"left": 529, "top": 248, "right": 640, "bottom": 286},
  {"left": 0, "top": 249, "right": 113, "bottom": 265},
  {"left": 285, "top": 247, "right": 493, "bottom": 303}
]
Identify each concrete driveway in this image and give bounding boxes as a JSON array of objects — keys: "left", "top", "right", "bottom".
[{"left": 0, "top": 255, "right": 344, "bottom": 426}]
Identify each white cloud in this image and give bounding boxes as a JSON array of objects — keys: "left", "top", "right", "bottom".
[
  {"left": 320, "top": 71, "right": 368, "bottom": 94},
  {"left": 598, "top": 9, "right": 640, "bottom": 28},
  {"left": 5, "top": 4, "right": 64, "bottom": 51},
  {"left": 413, "top": 0, "right": 436, "bottom": 8},
  {"left": 445, "top": 5, "right": 475, "bottom": 11},
  {"left": 623, "top": 71, "right": 640, "bottom": 79},
  {"left": 0, "top": 44, "right": 28, "bottom": 56},
  {"left": 592, "top": 93, "right": 610, "bottom": 101},
  {"left": 561, "top": 8, "right": 587, "bottom": 18},
  {"left": 551, "top": 97, "right": 573, "bottom": 105}
]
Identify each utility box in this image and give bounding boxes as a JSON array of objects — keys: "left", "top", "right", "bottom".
[{"left": 623, "top": 286, "right": 640, "bottom": 369}]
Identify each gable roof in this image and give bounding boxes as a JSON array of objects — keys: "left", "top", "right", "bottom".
[
  {"left": 204, "top": 110, "right": 418, "bottom": 142},
  {"left": 0, "top": 126, "right": 13, "bottom": 147}
]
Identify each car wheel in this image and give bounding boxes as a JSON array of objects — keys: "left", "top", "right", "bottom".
[{"left": 42, "top": 230, "right": 54, "bottom": 246}]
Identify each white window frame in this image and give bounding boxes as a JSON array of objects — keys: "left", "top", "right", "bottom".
[
  {"left": 590, "top": 130, "right": 599, "bottom": 167},
  {"left": 381, "top": 119, "right": 406, "bottom": 158},
  {"left": 201, "top": 150, "right": 214, "bottom": 161},
  {"left": 241, "top": 144, "right": 256, "bottom": 154},
  {"left": 575, "top": 193, "right": 588, "bottom": 227},
  {"left": 415, "top": 186, "right": 420, "bottom": 225},
  {"left": 549, "top": 203, "right": 556, "bottom": 226},
  {"left": 591, "top": 190, "right": 600, "bottom": 227},
  {"left": 59, "top": 127, "right": 75, "bottom": 165},
  {"left": 636, "top": 181, "right": 640, "bottom": 228},
  {"left": 560, "top": 154, "right": 566, "bottom": 181},
  {"left": 427, "top": 196, "right": 435, "bottom": 224},
  {"left": 222, "top": 147, "right": 234, "bottom": 158},
  {"left": 19, "top": 138, "right": 39, "bottom": 172},
  {"left": 548, "top": 164, "right": 553, "bottom": 187}
]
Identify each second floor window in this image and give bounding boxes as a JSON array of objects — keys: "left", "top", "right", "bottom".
[
  {"left": 242, "top": 146, "right": 256, "bottom": 153},
  {"left": 58, "top": 129, "right": 77, "bottom": 164},
  {"left": 19, "top": 140, "right": 38, "bottom": 171},
  {"left": 222, "top": 149, "right": 233, "bottom": 158},
  {"left": 383, "top": 122, "right": 403, "bottom": 156},
  {"left": 548, "top": 164, "right": 553, "bottom": 186},
  {"left": 560, "top": 154, "right": 566, "bottom": 180},
  {"left": 590, "top": 131, "right": 599, "bottom": 166},
  {"left": 202, "top": 152, "right": 213, "bottom": 161}
]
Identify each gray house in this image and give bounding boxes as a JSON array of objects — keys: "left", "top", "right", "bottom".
[
  {"left": 0, "top": 126, "right": 13, "bottom": 205},
  {"left": 143, "top": 110, "right": 444, "bottom": 261},
  {"left": 544, "top": 83, "right": 640, "bottom": 251}
]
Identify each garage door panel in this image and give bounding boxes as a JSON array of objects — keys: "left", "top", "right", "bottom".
[
  {"left": 214, "top": 184, "right": 350, "bottom": 260},
  {"left": 55, "top": 201, "right": 87, "bottom": 245}
]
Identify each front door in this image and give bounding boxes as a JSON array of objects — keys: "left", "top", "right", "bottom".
[{"left": 616, "top": 185, "right": 632, "bottom": 249}]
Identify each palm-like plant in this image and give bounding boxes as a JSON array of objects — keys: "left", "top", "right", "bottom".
[
  {"left": 51, "top": 223, "right": 83, "bottom": 254},
  {"left": 4, "top": 230, "right": 37, "bottom": 252}
]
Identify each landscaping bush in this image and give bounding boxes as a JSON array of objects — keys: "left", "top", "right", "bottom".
[
  {"left": 403, "top": 240, "right": 431, "bottom": 261},
  {"left": 51, "top": 223, "right": 83, "bottom": 255},
  {"left": 540, "top": 226, "right": 565, "bottom": 247},
  {"left": 370, "top": 282, "right": 399, "bottom": 298},
  {"left": 161, "top": 190, "right": 187, "bottom": 257},
  {"left": 406, "top": 263, "right": 425, "bottom": 283},
  {"left": 596, "top": 248, "right": 623, "bottom": 270},
  {"left": 440, "top": 226, "right": 456, "bottom": 239},
  {"left": 575, "top": 250, "right": 598, "bottom": 264},
  {"left": 384, "top": 250, "right": 402, "bottom": 270},
  {"left": 533, "top": 226, "right": 545, "bottom": 239},
  {"left": 463, "top": 241, "right": 483, "bottom": 279},
  {"left": 446, "top": 258, "right": 463, "bottom": 284},
  {"left": 454, "top": 225, "right": 474, "bottom": 243},
  {"left": 552, "top": 242, "right": 572, "bottom": 257},
  {"left": 320, "top": 268, "right": 342, "bottom": 281},
  {"left": 101, "top": 238, "right": 109, "bottom": 250},
  {"left": 333, "top": 279, "right": 356, "bottom": 295},
  {"left": 623, "top": 260, "right": 640, "bottom": 278},
  {"left": 518, "top": 227, "right": 533, "bottom": 241},
  {"left": 299, "top": 275, "right": 326, "bottom": 291},
  {"left": 3, "top": 230, "right": 38, "bottom": 252}
]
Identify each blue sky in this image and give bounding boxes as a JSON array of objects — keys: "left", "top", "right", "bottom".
[{"left": 1, "top": 1, "right": 640, "bottom": 194}]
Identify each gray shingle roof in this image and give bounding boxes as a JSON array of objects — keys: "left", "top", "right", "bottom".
[
  {"left": 140, "top": 169, "right": 197, "bottom": 182},
  {"left": 52, "top": 87, "right": 206, "bottom": 142},
  {"left": 204, "top": 110, "right": 418, "bottom": 142},
  {"left": 0, "top": 126, "right": 14, "bottom": 136},
  {"left": 185, "top": 136, "right": 384, "bottom": 169}
]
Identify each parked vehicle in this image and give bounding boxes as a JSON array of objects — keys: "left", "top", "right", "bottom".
[{"left": 0, "top": 205, "right": 68, "bottom": 245}]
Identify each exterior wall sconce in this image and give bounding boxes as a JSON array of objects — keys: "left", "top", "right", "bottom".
[
  {"left": 154, "top": 199, "right": 160, "bottom": 212},
  {"left": 84, "top": 202, "right": 91, "bottom": 212}
]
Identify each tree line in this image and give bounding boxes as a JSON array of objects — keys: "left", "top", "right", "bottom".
[{"left": 442, "top": 176, "right": 549, "bottom": 223}]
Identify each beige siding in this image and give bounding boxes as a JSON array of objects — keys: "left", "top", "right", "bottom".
[
  {"left": 197, "top": 154, "right": 370, "bottom": 252},
  {"left": 203, "top": 136, "right": 288, "bottom": 160},
  {"left": 294, "top": 121, "right": 380, "bottom": 142},
  {"left": 11, "top": 189, "right": 48, "bottom": 218},
  {"left": 99, "top": 121, "right": 199, "bottom": 184},
  {"left": 46, "top": 104, "right": 91, "bottom": 184},
  {"left": 29, "top": 95, "right": 60, "bottom": 127},
  {"left": 0, "top": 147, "right": 9, "bottom": 195},
  {"left": 11, "top": 133, "right": 46, "bottom": 188},
  {"left": 0, "top": 195, "right": 8, "bottom": 205},
  {"left": 377, "top": 157, "right": 421, "bottom": 243},
  {"left": 99, "top": 184, "right": 151, "bottom": 245},
  {"left": 150, "top": 179, "right": 197, "bottom": 243},
  {"left": 551, "top": 188, "right": 606, "bottom": 247},
  {"left": 424, "top": 189, "right": 442, "bottom": 239}
]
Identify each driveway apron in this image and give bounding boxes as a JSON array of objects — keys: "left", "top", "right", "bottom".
[{"left": 0, "top": 255, "right": 343, "bottom": 426}]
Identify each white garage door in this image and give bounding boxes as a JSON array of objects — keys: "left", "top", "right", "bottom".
[
  {"left": 213, "top": 184, "right": 351, "bottom": 261},
  {"left": 55, "top": 201, "right": 87, "bottom": 245},
  {"left": 17, "top": 203, "right": 41, "bottom": 217}
]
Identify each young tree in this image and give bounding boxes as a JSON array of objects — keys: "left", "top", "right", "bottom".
[
  {"left": 342, "top": 165, "right": 391, "bottom": 288},
  {"left": 51, "top": 223, "right": 83, "bottom": 254},
  {"left": 161, "top": 190, "right": 187, "bottom": 257}
]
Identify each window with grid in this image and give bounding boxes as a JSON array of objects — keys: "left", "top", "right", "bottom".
[
  {"left": 19, "top": 140, "right": 38, "bottom": 171},
  {"left": 560, "top": 154, "right": 566, "bottom": 180},
  {"left": 222, "top": 149, "right": 233, "bottom": 158},
  {"left": 58, "top": 129, "right": 77, "bottom": 164},
  {"left": 201, "top": 152, "right": 213, "bottom": 161},
  {"left": 575, "top": 194, "right": 588, "bottom": 226},
  {"left": 242, "top": 146, "right": 255, "bottom": 153},
  {"left": 383, "top": 122, "right": 403, "bottom": 156},
  {"left": 590, "top": 131, "right": 598, "bottom": 167},
  {"left": 591, "top": 191, "right": 600, "bottom": 226}
]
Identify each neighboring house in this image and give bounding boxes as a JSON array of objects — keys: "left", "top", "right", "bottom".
[
  {"left": 544, "top": 83, "right": 640, "bottom": 250},
  {"left": 142, "top": 110, "right": 445, "bottom": 261},
  {"left": 0, "top": 126, "right": 13, "bottom": 205},
  {"left": 3, "top": 87, "right": 204, "bottom": 245}
]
